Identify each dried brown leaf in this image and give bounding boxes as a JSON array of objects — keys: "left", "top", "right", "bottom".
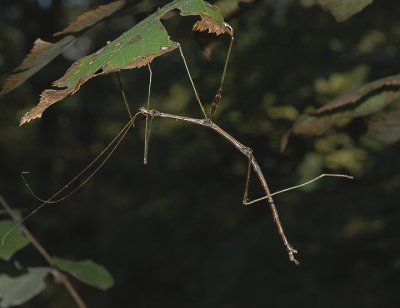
[
  {"left": 54, "top": 0, "right": 126, "bottom": 36},
  {"left": 20, "top": 88, "right": 73, "bottom": 125},
  {"left": 193, "top": 14, "right": 229, "bottom": 35}
]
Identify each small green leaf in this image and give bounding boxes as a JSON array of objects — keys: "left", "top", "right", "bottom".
[
  {"left": 318, "top": 0, "right": 373, "bottom": 21},
  {"left": 53, "top": 257, "right": 114, "bottom": 290},
  {"left": 0, "top": 220, "right": 30, "bottom": 261},
  {"left": 0, "top": 267, "right": 50, "bottom": 308}
]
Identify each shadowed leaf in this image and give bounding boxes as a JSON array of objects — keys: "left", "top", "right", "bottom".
[
  {"left": 53, "top": 257, "right": 114, "bottom": 290},
  {"left": 367, "top": 99, "right": 400, "bottom": 144},
  {"left": 0, "top": 36, "right": 75, "bottom": 97},
  {"left": 281, "top": 74, "right": 400, "bottom": 151},
  {"left": 0, "top": 267, "right": 50, "bottom": 307},
  {"left": 20, "top": 0, "right": 231, "bottom": 125},
  {"left": 318, "top": 0, "right": 373, "bottom": 22},
  {"left": 0, "top": 0, "right": 129, "bottom": 97},
  {"left": 0, "top": 220, "right": 30, "bottom": 261},
  {"left": 214, "top": 0, "right": 257, "bottom": 18}
]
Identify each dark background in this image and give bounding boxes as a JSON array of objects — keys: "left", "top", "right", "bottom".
[{"left": 0, "top": 0, "right": 399, "bottom": 307}]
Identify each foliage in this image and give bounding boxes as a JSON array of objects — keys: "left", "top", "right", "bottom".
[
  {"left": 1, "top": 0, "right": 400, "bottom": 307},
  {"left": 281, "top": 74, "right": 400, "bottom": 151},
  {"left": 0, "top": 221, "right": 30, "bottom": 261},
  {"left": 0, "top": 212, "right": 114, "bottom": 306},
  {"left": 53, "top": 257, "right": 114, "bottom": 290},
  {"left": 0, "top": 268, "right": 50, "bottom": 308},
  {"left": 317, "top": 0, "right": 373, "bottom": 21}
]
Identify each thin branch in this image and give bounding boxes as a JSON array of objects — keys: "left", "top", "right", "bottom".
[
  {"left": 243, "top": 173, "right": 354, "bottom": 205},
  {"left": 0, "top": 194, "right": 87, "bottom": 308},
  {"left": 139, "top": 107, "right": 299, "bottom": 264}
]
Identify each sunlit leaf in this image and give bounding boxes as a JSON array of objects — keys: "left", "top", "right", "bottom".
[
  {"left": 53, "top": 257, "right": 114, "bottom": 290},
  {"left": 318, "top": 0, "right": 373, "bottom": 22},
  {"left": 281, "top": 74, "right": 400, "bottom": 151},
  {"left": 20, "top": 0, "right": 231, "bottom": 125},
  {"left": 0, "top": 220, "right": 30, "bottom": 261},
  {"left": 0, "top": 267, "right": 50, "bottom": 308}
]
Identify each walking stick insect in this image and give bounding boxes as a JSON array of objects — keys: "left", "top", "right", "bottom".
[{"left": 2, "top": 0, "right": 352, "bottom": 265}]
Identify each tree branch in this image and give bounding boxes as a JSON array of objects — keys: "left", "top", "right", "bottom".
[
  {"left": 0, "top": 194, "right": 87, "bottom": 308},
  {"left": 139, "top": 107, "right": 299, "bottom": 264}
]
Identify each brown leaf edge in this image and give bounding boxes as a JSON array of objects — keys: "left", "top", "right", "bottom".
[
  {"left": 20, "top": 9, "right": 231, "bottom": 126},
  {"left": 0, "top": 39, "right": 52, "bottom": 97},
  {"left": 53, "top": 0, "right": 126, "bottom": 36}
]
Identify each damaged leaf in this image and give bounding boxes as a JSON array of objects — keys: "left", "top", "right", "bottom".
[
  {"left": 281, "top": 74, "right": 400, "bottom": 151},
  {"left": 318, "top": 0, "right": 373, "bottom": 22},
  {"left": 20, "top": 0, "right": 231, "bottom": 125}
]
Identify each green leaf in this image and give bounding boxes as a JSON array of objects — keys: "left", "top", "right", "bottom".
[
  {"left": 0, "top": 267, "right": 50, "bottom": 308},
  {"left": 53, "top": 257, "right": 114, "bottom": 290},
  {"left": 318, "top": 0, "right": 373, "bottom": 22},
  {"left": 281, "top": 74, "right": 400, "bottom": 151},
  {"left": 0, "top": 220, "right": 30, "bottom": 261},
  {"left": 20, "top": 0, "right": 231, "bottom": 125}
]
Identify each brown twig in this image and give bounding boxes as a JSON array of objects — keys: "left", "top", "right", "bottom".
[
  {"left": 139, "top": 107, "right": 299, "bottom": 264},
  {"left": 0, "top": 194, "right": 87, "bottom": 308}
]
